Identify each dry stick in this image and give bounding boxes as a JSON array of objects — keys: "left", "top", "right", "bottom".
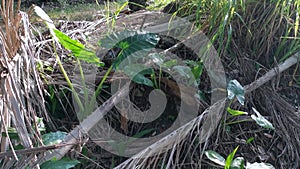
[
  {"left": 0, "top": 143, "right": 83, "bottom": 158},
  {"left": 114, "top": 52, "right": 300, "bottom": 168},
  {"left": 245, "top": 52, "right": 300, "bottom": 92}
]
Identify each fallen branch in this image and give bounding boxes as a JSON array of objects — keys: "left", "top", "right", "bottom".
[
  {"left": 0, "top": 142, "right": 83, "bottom": 158},
  {"left": 245, "top": 52, "right": 300, "bottom": 92}
]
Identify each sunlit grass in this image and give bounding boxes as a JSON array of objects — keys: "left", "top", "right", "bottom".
[
  {"left": 170, "top": 0, "right": 300, "bottom": 62},
  {"left": 43, "top": 3, "right": 101, "bottom": 21},
  {"left": 38, "top": 1, "right": 126, "bottom": 21},
  {"left": 147, "top": 0, "right": 174, "bottom": 10}
]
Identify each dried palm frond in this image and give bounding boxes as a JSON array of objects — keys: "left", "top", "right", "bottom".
[{"left": 0, "top": 0, "right": 49, "bottom": 168}]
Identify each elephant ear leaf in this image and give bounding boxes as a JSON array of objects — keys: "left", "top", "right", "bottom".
[
  {"left": 34, "top": 5, "right": 103, "bottom": 67},
  {"left": 227, "top": 79, "right": 245, "bottom": 105},
  {"left": 53, "top": 29, "right": 104, "bottom": 67},
  {"left": 99, "top": 30, "right": 160, "bottom": 68},
  {"left": 204, "top": 150, "right": 225, "bottom": 166},
  {"left": 251, "top": 107, "right": 275, "bottom": 130}
]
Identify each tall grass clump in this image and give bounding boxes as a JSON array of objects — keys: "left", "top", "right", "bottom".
[{"left": 167, "top": 0, "right": 300, "bottom": 64}]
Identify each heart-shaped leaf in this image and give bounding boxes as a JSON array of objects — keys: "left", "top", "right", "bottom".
[
  {"left": 99, "top": 30, "right": 160, "bottom": 68},
  {"left": 34, "top": 6, "right": 103, "bottom": 67},
  {"left": 205, "top": 150, "right": 225, "bottom": 166},
  {"left": 251, "top": 107, "right": 275, "bottom": 130},
  {"left": 53, "top": 29, "right": 103, "bottom": 67},
  {"left": 227, "top": 80, "right": 245, "bottom": 105},
  {"left": 246, "top": 162, "right": 275, "bottom": 169}
]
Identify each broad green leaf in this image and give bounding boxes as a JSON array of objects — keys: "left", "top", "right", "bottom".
[
  {"left": 124, "top": 64, "right": 154, "bottom": 87},
  {"left": 99, "top": 30, "right": 137, "bottom": 49},
  {"left": 41, "top": 157, "right": 80, "bottom": 169},
  {"left": 34, "top": 6, "right": 102, "bottom": 67},
  {"left": 99, "top": 30, "right": 160, "bottom": 68},
  {"left": 226, "top": 107, "right": 248, "bottom": 116},
  {"left": 42, "top": 131, "right": 67, "bottom": 145},
  {"left": 53, "top": 29, "right": 103, "bottom": 67},
  {"left": 205, "top": 150, "right": 225, "bottom": 166},
  {"left": 225, "top": 146, "right": 239, "bottom": 169},
  {"left": 99, "top": 30, "right": 159, "bottom": 49},
  {"left": 251, "top": 107, "right": 275, "bottom": 130},
  {"left": 230, "top": 157, "right": 244, "bottom": 169},
  {"left": 227, "top": 80, "right": 245, "bottom": 105},
  {"left": 246, "top": 162, "right": 275, "bottom": 169}
]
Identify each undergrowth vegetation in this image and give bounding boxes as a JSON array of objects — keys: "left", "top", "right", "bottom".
[{"left": 0, "top": 0, "right": 299, "bottom": 168}]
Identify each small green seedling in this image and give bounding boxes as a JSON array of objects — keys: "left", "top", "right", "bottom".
[
  {"left": 226, "top": 80, "right": 275, "bottom": 130},
  {"left": 205, "top": 146, "right": 275, "bottom": 169}
]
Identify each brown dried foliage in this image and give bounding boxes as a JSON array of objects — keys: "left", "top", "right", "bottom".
[{"left": 0, "top": 0, "right": 49, "bottom": 168}]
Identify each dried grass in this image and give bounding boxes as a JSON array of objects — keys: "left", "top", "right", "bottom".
[{"left": 0, "top": 0, "right": 49, "bottom": 168}]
